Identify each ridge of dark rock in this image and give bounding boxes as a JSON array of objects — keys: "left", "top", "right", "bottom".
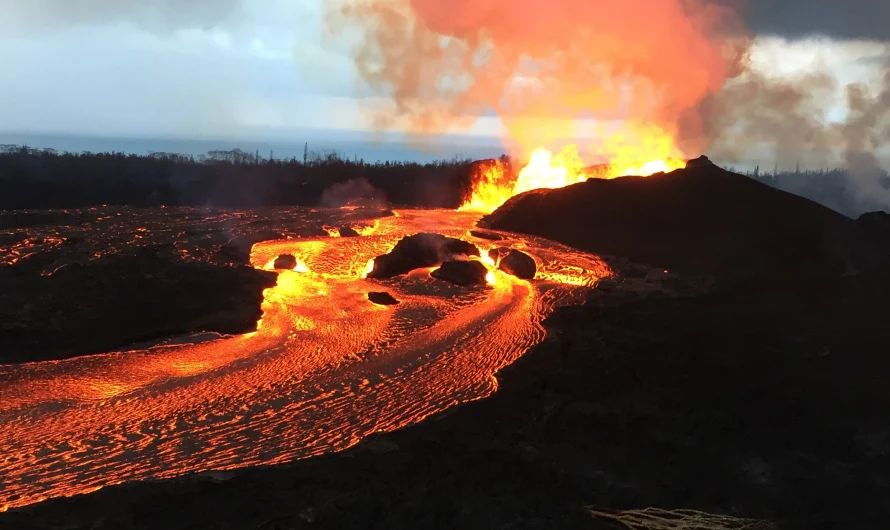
[{"left": 483, "top": 161, "right": 876, "bottom": 285}]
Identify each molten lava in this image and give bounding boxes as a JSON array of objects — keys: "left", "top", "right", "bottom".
[
  {"left": 597, "top": 123, "right": 689, "bottom": 180},
  {"left": 458, "top": 149, "right": 587, "bottom": 213},
  {"left": 460, "top": 126, "right": 688, "bottom": 213},
  {"left": 0, "top": 208, "right": 612, "bottom": 511},
  {"left": 361, "top": 258, "right": 375, "bottom": 278},
  {"left": 457, "top": 161, "right": 513, "bottom": 212},
  {"left": 513, "top": 148, "right": 587, "bottom": 196}
]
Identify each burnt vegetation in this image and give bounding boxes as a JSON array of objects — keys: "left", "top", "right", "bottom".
[{"left": 0, "top": 144, "right": 479, "bottom": 210}]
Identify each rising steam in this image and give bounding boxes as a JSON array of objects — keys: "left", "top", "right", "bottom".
[
  {"left": 689, "top": 51, "right": 890, "bottom": 207},
  {"left": 320, "top": 177, "right": 388, "bottom": 208},
  {"left": 843, "top": 66, "right": 890, "bottom": 206}
]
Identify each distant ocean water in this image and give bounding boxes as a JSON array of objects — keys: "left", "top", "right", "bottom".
[{"left": 0, "top": 131, "right": 507, "bottom": 164}]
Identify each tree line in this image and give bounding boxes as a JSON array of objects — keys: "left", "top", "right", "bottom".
[
  {"left": 0, "top": 145, "right": 482, "bottom": 210},
  {"left": 1, "top": 144, "right": 885, "bottom": 217},
  {"left": 736, "top": 165, "right": 890, "bottom": 218}
]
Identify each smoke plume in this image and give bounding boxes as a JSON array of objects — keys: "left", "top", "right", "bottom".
[
  {"left": 843, "top": 67, "right": 890, "bottom": 206},
  {"left": 326, "top": 0, "right": 751, "bottom": 156},
  {"left": 329, "top": 0, "right": 890, "bottom": 207},
  {"left": 682, "top": 50, "right": 890, "bottom": 207},
  {"left": 679, "top": 68, "right": 841, "bottom": 163},
  {"left": 320, "top": 177, "right": 387, "bottom": 208}
]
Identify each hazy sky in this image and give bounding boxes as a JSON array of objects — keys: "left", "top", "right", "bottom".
[{"left": 0, "top": 0, "right": 886, "bottom": 144}]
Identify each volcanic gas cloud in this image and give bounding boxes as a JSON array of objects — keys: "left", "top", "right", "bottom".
[{"left": 327, "top": 0, "right": 751, "bottom": 210}]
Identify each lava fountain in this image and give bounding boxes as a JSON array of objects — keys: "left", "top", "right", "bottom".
[{"left": 460, "top": 124, "right": 688, "bottom": 213}]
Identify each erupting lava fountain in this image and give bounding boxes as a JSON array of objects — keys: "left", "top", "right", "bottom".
[{"left": 460, "top": 127, "right": 688, "bottom": 212}]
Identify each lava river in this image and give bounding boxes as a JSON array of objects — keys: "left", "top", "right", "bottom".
[{"left": 0, "top": 209, "right": 610, "bottom": 511}]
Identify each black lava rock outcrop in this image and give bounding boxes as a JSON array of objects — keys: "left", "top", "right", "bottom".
[
  {"left": 339, "top": 226, "right": 360, "bottom": 237},
  {"left": 218, "top": 231, "right": 283, "bottom": 264},
  {"left": 430, "top": 260, "right": 489, "bottom": 286},
  {"left": 293, "top": 226, "right": 329, "bottom": 238},
  {"left": 685, "top": 154, "right": 713, "bottom": 169},
  {"left": 0, "top": 255, "right": 277, "bottom": 363},
  {"left": 367, "top": 292, "right": 400, "bottom": 305},
  {"left": 470, "top": 230, "right": 504, "bottom": 241},
  {"left": 272, "top": 254, "right": 297, "bottom": 270},
  {"left": 498, "top": 249, "right": 536, "bottom": 280},
  {"left": 367, "top": 233, "right": 480, "bottom": 279}
]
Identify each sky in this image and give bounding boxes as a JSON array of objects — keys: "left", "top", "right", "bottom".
[{"left": 0, "top": 0, "right": 886, "bottom": 161}]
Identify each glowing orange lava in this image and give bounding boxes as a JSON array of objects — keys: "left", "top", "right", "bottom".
[
  {"left": 512, "top": 147, "right": 587, "bottom": 196},
  {"left": 0, "top": 209, "right": 611, "bottom": 511},
  {"left": 356, "top": 220, "right": 380, "bottom": 236},
  {"left": 361, "top": 258, "right": 375, "bottom": 278},
  {"left": 460, "top": 125, "right": 687, "bottom": 213},
  {"left": 598, "top": 123, "right": 688, "bottom": 180}
]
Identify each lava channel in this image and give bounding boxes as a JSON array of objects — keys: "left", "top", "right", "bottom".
[{"left": 0, "top": 209, "right": 610, "bottom": 511}]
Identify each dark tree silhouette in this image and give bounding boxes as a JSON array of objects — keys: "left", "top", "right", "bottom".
[
  {"left": 0, "top": 145, "right": 479, "bottom": 210},
  {"left": 744, "top": 166, "right": 890, "bottom": 218},
  {"left": 2, "top": 144, "right": 884, "bottom": 216}
]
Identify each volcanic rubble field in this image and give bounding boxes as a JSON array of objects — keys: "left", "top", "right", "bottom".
[{"left": 3, "top": 160, "right": 890, "bottom": 529}]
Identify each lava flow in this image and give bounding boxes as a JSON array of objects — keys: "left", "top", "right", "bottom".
[{"left": 0, "top": 208, "right": 610, "bottom": 511}]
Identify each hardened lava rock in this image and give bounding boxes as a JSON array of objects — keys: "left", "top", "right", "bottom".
[
  {"left": 469, "top": 230, "right": 504, "bottom": 241},
  {"left": 218, "top": 231, "right": 283, "bottom": 264},
  {"left": 498, "top": 249, "right": 537, "bottom": 280},
  {"left": 367, "top": 233, "right": 480, "bottom": 279},
  {"left": 431, "top": 260, "right": 489, "bottom": 287},
  {"left": 272, "top": 254, "right": 297, "bottom": 270},
  {"left": 367, "top": 292, "right": 400, "bottom": 305}
]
